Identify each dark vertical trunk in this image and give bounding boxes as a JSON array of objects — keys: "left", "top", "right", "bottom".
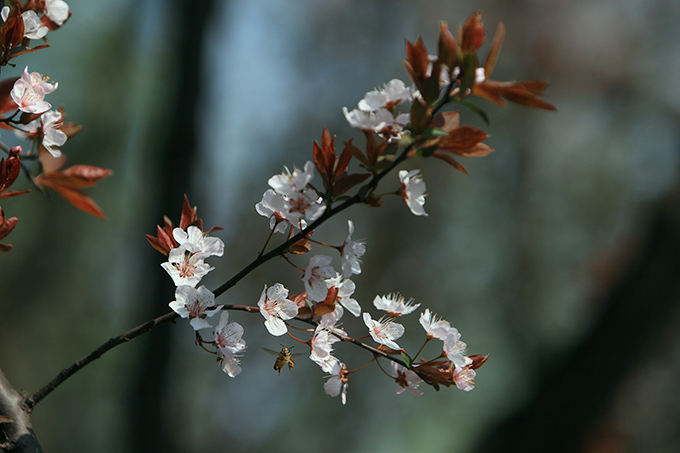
[
  {"left": 472, "top": 187, "right": 680, "bottom": 453},
  {"left": 125, "top": 1, "right": 216, "bottom": 452}
]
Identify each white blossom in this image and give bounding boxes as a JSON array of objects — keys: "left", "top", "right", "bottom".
[
  {"left": 257, "top": 283, "right": 298, "bottom": 336},
  {"left": 214, "top": 311, "right": 246, "bottom": 378},
  {"left": 169, "top": 285, "right": 222, "bottom": 331},
  {"left": 399, "top": 169, "right": 427, "bottom": 216}
]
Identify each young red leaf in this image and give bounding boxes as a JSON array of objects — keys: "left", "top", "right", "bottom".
[
  {"left": 42, "top": 182, "right": 107, "bottom": 219},
  {"left": 0, "top": 77, "right": 19, "bottom": 114},
  {"left": 461, "top": 11, "right": 485, "bottom": 52},
  {"left": 431, "top": 150, "right": 469, "bottom": 174},
  {"left": 332, "top": 173, "right": 371, "bottom": 197},
  {"left": 484, "top": 21, "right": 505, "bottom": 79},
  {"left": 438, "top": 21, "right": 460, "bottom": 69}
]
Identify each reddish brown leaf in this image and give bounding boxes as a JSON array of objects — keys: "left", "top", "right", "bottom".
[
  {"left": 472, "top": 80, "right": 556, "bottom": 111},
  {"left": 432, "top": 111, "right": 461, "bottom": 132},
  {"left": 61, "top": 164, "right": 113, "bottom": 184},
  {"left": 431, "top": 150, "right": 468, "bottom": 174},
  {"left": 501, "top": 81, "right": 557, "bottom": 110},
  {"left": 0, "top": 189, "right": 30, "bottom": 199},
  {"left": 8, "top": 43, "right": 50, "bottom": 59},
  {"left": 0, "top": 77, "right": 19, "bottom": 114},
  {"left": 404, "top": 37, "right": 430, "bottom": 84},
  {"left": 2, "top": 10, "right": 24, "bottom": 53},
  {"left": 288, "top": 236, "right": 313, "bottom": 255},
  {"left": 179, "top": 194, "right": 202, "bottom": 230},
  {"left": 0, "top": 152, "right": 21, "bottom": 193},
  {"left": 333, "top": 146, "right": 353, "bottom": 182},
  {"left": 332, "top": 173, "right": 370, "bottom": 197},
  {"left": 438, "top": 21, "right": 460, "bottom": 69},
  {"left": 461, "top": 11, "right": 485, "bottom": 52},
  {"left": 43, "top": 183, "right": 106, "bottom": 219},
  {"left": 0, "top": 209, "right": 18, "bottom": 240},
  {"left": 438, "top": 126, "right": 490, "bottom": 151},
  {"left": 484, "top": 22, "right": 505, "bottom": 79},
  {"left": 344, "top": 139, "right": 369, "bottom": 168}
]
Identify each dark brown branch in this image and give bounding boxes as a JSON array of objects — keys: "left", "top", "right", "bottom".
[
  {"left": 23, "top": 311, "right": 179, "bottom": 410},
  {"left": 0, "top": 368, "right": 42, "bottom": 452},
  {"left": 22, "top": 105, "right": 421, "bottom": 411}
]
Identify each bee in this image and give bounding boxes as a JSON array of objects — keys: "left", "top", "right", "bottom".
[{"left": 264, "top": 346, "right": 301, "bottom": 374}]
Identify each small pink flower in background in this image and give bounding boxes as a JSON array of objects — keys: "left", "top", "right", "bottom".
[
  {"left": 399, "top": 169, "right": 427, "bottom": 216},
  {"left": 453, "top": 365, "right": 476, "bottom": 391},
  {"left": 13, "top": 109, "right": 67, "bottom": 158},
  {"left": 324, "top": 362, "right": 349, "bottom": 405},
  {"left": 363, "top": 313, "right": 404, "bottom": 350},
  {"left": 40, "top": 110, "right": 67, "bottom": 157},
  {"left": 443, "top": 331, "right": 472, "bottom": 368},
  {"left": 341, "top": 220, "right": 365, "bottom": 278},
  {"left": 303, "top": 255, "right": 336, "bottom": 302},
  {"left": 161, "top": 244, "right": 214, "bottom": 287},
  {"left": 391, "top": 362, "right": 423, "bottom": 396},
  {"left": 45, "top": 0, "right": 70, "bottom": 26},
  {"left": 10, "top": 67, "right": 57, "bottom": 114},
  {"left": 214, "top": 312, "right": 246, "bottom": 378},
  {"left": 257, "top": 283, "right": 298, "bottom": 336},
  {"left": 169, "top": 285, "right": 223, "bottom": 331},
  {"left": 373, "top": 293, "right": 420, "bottom": 317}
]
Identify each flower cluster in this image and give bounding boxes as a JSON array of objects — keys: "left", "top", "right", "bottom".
[
  {"left": 0, "top": 1, "right": 111, "bottom": 251},
  {"left": 256, "top": 161, "right": 326, "bottom": 232},
  {"left": 154, "top": 207, "right": 246, "bottom": 378},
  {"left": 146, "top": 10, "right": 555, "bottom": 403}
]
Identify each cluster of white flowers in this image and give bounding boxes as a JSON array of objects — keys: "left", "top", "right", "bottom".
[
  {"left": 342, "top": 79, "right": 412, "bottom": 140},
  {"left": 1, "top": 1, "right": 69, "bottom": 40},
  {"left": 163, "top": 225, "right": 246, "bottom": 377},
  {"left": 419, "top": 309, "right": 476, "bottom": 391},
  {"left": 256, "top": 161, "right": 326, "bottom": 232}
]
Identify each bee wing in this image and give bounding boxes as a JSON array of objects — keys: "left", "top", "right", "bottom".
[
  {"left": 262, "top": 348, "right": 280, "bottom": 356},
  {"left": 290, "top": 352, "right": 306, "bottom": 358}
]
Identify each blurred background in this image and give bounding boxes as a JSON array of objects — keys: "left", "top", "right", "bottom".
[{"left": 1, "top": 0, "right": 680, "bottom": 451}]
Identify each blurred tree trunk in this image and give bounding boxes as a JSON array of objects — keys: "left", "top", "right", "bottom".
[
  {"left": 125, "top": 1, "right": 216, "bottom": 452},
  {"left": 472, "top": 184, "right": 680, "bottom": 453}
]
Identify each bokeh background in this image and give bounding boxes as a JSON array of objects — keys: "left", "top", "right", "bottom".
[{"left": 2, "top": 0, "right": 680, "bottom": 452}]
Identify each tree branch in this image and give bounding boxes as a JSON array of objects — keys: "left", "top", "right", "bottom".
[{"left": 0, "top": 368, "right": 42, "bottom": 453}]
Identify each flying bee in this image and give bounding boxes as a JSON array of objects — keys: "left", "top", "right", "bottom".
[{"left": 263, "top": 346, "right": 303, "bottom": 374}]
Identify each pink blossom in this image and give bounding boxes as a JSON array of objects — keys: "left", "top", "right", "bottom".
[
  {"left": 453, "top": 365, "right": 476, "bottom": 391},
  {"left": 10, "top": 67, "right": 57, "bottom": 114}
]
